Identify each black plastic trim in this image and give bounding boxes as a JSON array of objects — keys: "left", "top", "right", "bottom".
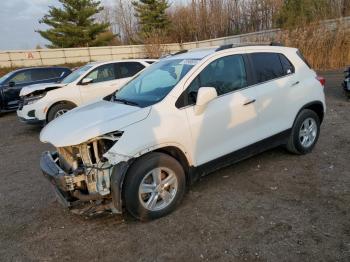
[
  {"left": 18, "top": 117, "right": 45, "bottom": 125},
  {"left": 110, "top": 160, "right": 134, "bottom": 213},
  {"left": 295, "top": 101, "right": 325, "bottom": 124},
  {"left": 189, "top": 129, "right": 292, "bottom": 182},
  {"left": 40, "top": 151, "right": 70, "bottom": 191}
]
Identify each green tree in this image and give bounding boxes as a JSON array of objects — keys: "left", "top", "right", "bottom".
[
  {"left": 275, "top": 0, "right": 331, "bottom": 28},
  {"left": 37, "top": 0, "right": 113, "bottom": 48},
  {"left": 132, "top": 0, "right": 170, "bottom": 37}
]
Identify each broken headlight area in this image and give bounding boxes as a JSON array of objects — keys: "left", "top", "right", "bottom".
[
  {"left": 22, "top": 91, "right": 47, "bottom": 106},
  {"left": 41, "top": 131, "right": 123, "bottom": 216}
]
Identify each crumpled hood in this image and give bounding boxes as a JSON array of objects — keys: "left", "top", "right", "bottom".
[
  {"left": 20, "top": 82, "right": 67, "bottom": 96},
  {"left": 40, "top": 100, "right": 151, "bottom": 147}
]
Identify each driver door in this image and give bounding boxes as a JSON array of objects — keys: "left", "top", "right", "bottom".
[
  {"left": 181, "top": 54, "right": 260, "bottom": 166},
  {"left": 79, "top": 63, "right": 120, "bottom": 104},
  {"left": 3, "top": 70, "right": 32, "bottom": 109}
]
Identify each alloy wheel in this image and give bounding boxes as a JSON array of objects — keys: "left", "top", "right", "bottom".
[{"left": 138, "top": 167, "right": 178, "bottom": 211}]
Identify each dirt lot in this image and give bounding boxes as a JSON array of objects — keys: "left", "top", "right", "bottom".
[{"left": 0, "top": 71, "right": 349, "bottom": 262}]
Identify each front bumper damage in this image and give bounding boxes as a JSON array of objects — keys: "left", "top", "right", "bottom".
[{"left": 40, "top": 151, "right": 130, "bottom": 216}]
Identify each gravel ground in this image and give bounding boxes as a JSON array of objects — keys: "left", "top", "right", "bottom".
[{"left": 0, "top": 71, "right": 349, "bottom": 262}]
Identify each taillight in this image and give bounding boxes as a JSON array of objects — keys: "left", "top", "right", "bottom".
[{"left": 316, "top": 76, "right": 326, "bottom": 86}]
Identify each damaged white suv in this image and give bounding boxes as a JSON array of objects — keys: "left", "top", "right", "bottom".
[{"left": 40, "top": 44, "right": 326, "bottom": 220}]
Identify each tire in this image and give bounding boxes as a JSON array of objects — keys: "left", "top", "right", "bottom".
[
  {"left": 123, "top": 152, "right": 186, "bottom": 221},
  {"left": 286, "top": 109, "right": 320, "bottom": 155},
  {"left": 47, "top": 103, "right": 75, "bottom": 123}
]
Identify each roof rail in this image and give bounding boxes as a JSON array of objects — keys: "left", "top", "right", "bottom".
[
  {"left": 172, "top": 49, "right": 188, "bottom": 56},
  {"left": 159, "top": 49, "right": 188, "bottom": 59},
  {"left": 216, "top": 42, "right": 284, "bottom": 51}
]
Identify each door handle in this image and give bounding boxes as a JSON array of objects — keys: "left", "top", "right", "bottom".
[
  {"left": 291, "top": 81, "right": 300, "bottom": 86},
  {"left": 243, "top": 99, "right": 256, "bottom": 106}
]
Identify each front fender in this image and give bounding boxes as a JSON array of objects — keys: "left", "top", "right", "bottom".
[{"left": 106, "top": 142, "right": 193, "bottom": 167}]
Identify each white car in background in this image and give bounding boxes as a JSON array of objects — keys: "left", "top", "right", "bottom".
[{"left": 17, "top": 59, "right": 156, "bottom": 124}]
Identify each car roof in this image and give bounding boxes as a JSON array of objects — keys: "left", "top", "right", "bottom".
[
  {"left": 164, "top": 48, "right": 217, "bottom": 61},
  {"left": 166, "top": 44, "right": 297, "bottom": 61},
  {"left": 10, "top": 66, "right": 71, "bottom": 74},
  {"left": 86, "top": 59, "right": 157, "bottom": 66}
]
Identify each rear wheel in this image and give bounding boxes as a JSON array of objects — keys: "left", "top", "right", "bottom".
[
  {"left": 286, "top": 109, "right": 320, "bottom": 154},
  {"left": 123, "top": 152, "right": 186, "bottom": 221},
  {"left": 47, "top": 103, "right": 75, "bottom": 123}
]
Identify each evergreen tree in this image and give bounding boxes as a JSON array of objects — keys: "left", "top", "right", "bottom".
[
  {"left": 132, "top": 0, "right": 170, "bottom": 37},
  {"left": 37, "top": 0, "right": 113, "bottom": 48}
]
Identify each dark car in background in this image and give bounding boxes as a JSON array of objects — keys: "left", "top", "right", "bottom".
[{"left": 0, "top": 67, "right": 71, "bottom": 112}]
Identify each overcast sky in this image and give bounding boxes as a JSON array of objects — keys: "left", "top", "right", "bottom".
[{"left": 0, "top": 0, "right": 115, "bottom": 51}]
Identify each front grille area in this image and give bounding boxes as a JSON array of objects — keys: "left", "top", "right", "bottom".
[{"left": 28, "top": 110, "right": 35, "bottom": 117}]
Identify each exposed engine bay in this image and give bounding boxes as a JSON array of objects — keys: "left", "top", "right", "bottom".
[{"left": 44, "top": 132, "right": 123, "bottom": 216}]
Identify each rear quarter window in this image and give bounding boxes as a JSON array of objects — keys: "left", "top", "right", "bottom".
[
  {"left": 251, "top": 52, "right": 285, "bottom": 83},
  {"left": 279, "top": 54, "right": 295, "bottom": 74}
]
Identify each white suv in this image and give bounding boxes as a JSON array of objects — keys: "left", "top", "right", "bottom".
[
  {"left": 39, "top": 44, "right": 326, "bottom": 220},
  {"left": 17, "top": 59, "right": 156, "bottom": 124}
]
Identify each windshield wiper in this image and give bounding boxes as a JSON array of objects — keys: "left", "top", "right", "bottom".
[{"left": 114, "top": 98, "right": 139, "bottom": 106}]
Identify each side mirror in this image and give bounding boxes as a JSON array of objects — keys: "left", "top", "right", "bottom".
[
  {"left": 81, "top": 78, "right": 93, "bottom": 85},
  {"left": 194, "top": 87, "right": 217, "bottom": 115},
  {"left": 8, "top": 81, "right": 15, "bottom": 87}
]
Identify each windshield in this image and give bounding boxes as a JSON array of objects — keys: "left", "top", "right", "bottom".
[
  {"left": 60, "top": 64, "right": 93, "bottom": 84},
  {"left": 114, "top": 58, "right": 199, "bottom": 107},
  {"left": 0, "top": 72, "right": 13, "bottom": 85}
]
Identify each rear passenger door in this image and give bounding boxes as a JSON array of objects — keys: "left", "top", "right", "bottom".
[{"left": 248, "top": 52, "right": 297, "bottom": 140}]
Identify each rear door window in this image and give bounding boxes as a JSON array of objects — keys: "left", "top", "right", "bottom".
[
  {"left": 31, "top": 68, "right": 56, "bottom": 81},
  {"left": 116, "top": 62, "right": 145, "bottom": 79},
  {"left": 250, "top": 52, "right": 284, "bottom": 83}
]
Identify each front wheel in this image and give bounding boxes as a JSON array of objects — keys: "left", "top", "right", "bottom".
[
  {"left": 47, "top": 103, "right": 75, "bottom": 123},
  {"left": 286, "top": 109, "right": 320, "bottom": 154},
  {"left": 123, "top": 152, "right": 186, "bottom": 221}
]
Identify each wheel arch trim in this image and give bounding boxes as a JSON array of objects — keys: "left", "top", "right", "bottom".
[{"left": 294, "top": 100, "right": 325, "bottom": 125}]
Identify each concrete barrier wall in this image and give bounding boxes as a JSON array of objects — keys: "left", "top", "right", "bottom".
[{"left": 0, "top": 16, "right": 348, "bottom": 68}]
